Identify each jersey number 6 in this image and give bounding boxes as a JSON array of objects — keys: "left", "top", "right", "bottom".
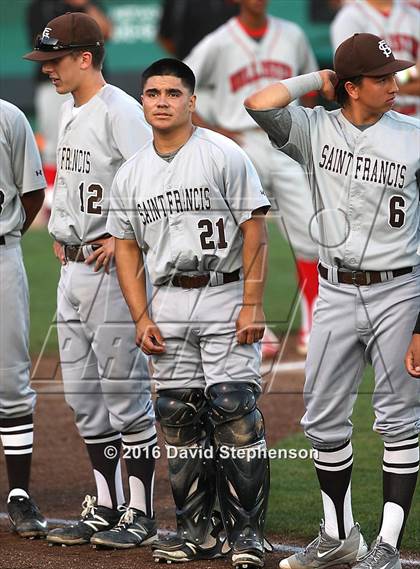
[
  {"left": 388, "top": 195, "right": 406, "bottom": 229},
  {"left": 198, "top": 218, "right": 228, "bottom": 250},
  {"left": 79, "top": 182, "right": 104, "bottom": 215}
]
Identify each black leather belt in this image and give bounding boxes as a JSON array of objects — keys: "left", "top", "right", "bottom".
[
  {"left": 170, "top": 269, "right": 241, "bottom": 289},
  {"left": 0, "top": 236, "right": 5, "bottom": 246},
  {"left": 64, "top": 244, "right": 101, "bottom": 262},
  {"left": 318, "top": 263, "right": 413, "bottom": 286}
]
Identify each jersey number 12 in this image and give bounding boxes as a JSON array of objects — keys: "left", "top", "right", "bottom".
[{"left": 79, "top": 182, "right": 104, "bottom": 215}]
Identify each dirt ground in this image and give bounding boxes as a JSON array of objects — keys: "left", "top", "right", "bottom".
[{"left": 0, "top": 339, "right": 416, "bottom": 569}]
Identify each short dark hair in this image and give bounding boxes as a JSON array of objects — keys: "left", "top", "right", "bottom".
[
  {"left": 141, "top": 58, "right": 196, "bottom": 93},
  {"left": 335, "top": 75, "right": 364, "bottom": 107},
  {"left": 71, "top": 45, "right": 105, "bottom": 70}
]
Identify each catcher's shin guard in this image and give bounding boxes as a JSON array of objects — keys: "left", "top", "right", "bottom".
[
  {"left": 155, "top": 388, "right": 217, "bottom": 545},
  {"left": 209, "top": 383, "right": 270, "bottom": 567}
]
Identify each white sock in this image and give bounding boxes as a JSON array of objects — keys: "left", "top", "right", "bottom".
[
  {"left": 380, "top": 437, "right": 419, "bottom": 548},
  {"left": 379, "top": 502, "right": 404, "bottom": 548},
  {"left": 314, "top": 441, "right": 354, "bottom": 540}
]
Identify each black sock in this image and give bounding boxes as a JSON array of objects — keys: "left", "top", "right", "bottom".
[
  {"left": 379, "top": 435, "right": 419, "bottom": 549},
  {"left": 0, "top": 414, "right": 33, "bottom": 493},
  {"left": 84, "top": 432, "right": 124, "bottom": 509},
  {"left": 122, "top": 426, "right": 157, "bottom": 517},
  {"left": 314, "top": 440, "right": 354, "bottom": 539}
]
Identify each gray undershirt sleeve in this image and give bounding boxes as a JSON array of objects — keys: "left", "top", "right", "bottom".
[
  {"left": 246, "top": 107, "right": 309, "bottom": 166},
  {"left": 246, "top": 107, "right": 292, "bottom": 148}
]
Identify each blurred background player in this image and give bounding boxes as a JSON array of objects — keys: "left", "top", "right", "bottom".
[
  {"left": 0, "top": 99, "right": 46, "bottom": 538},
  {"left": 26, "top": 0, "right": 112, "bottom": 220},
  {"left": 157, "top": 0, "right": 239, "bottom": 59},
  {"left": 184, "top": 0, "right": 320, "bottom": 356},
  {"left": 157, "top": 0, "right": 239, "bottom": 129},
  {"left": 331, "top": 0, "right": 420, "bottom": 117}
]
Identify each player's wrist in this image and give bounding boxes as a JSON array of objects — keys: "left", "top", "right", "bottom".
[
  {"left": 281, "top": 72, "right": 323, "bottom": 102},
  {"left": 136, "top": 313, "right": 152, "bottom": 326},
  {"left": 413, "top": 313, "right": 420, "bottom": 334}
]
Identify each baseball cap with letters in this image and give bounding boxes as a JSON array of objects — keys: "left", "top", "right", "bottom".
[
  {"left": 334, "top": 33, "right": 414, "bottom": 79},
  {"left": 23, "top": 12, "right": 104, "bottom": 62}
]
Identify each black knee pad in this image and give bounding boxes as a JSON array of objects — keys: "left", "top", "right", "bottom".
[
  {"left": 155, "top": 388, "right": 207, "bottom": 446},
  {"left": 208, "top": 382, "right": 265, "bottom": 447}
]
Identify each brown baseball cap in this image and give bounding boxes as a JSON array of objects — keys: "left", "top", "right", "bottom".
[
  {"left": 23, "top": 12, "right": 104, "bottom": 62},
  {"left": 334, "top": 33, "right": 414, "bottom": 79}
]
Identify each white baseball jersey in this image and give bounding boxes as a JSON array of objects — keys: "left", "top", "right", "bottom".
[
  {"left": 0, "top": 99, "right": 46, "bottom": 237},
  {"left": 107, "top": 127, "right": 270, "bottom": 285},
  {"left": 185, "top": 16, "right": 318, "bottom": 131},
  {"left": 49, "top": 84, "right": 151, "bottom": 244},
  {"left": 248, "top": 106, "right": 420, "bottom": 271},
  {"left": 331, "top": 1, "right": 420, "bottom": 116},
  {"left": 0, "top": 99, "right": 45, "bottom": 420}
]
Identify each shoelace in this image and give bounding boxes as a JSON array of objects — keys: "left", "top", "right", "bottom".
[
  {"left": 80, "top": 495, "right": 97, "bottom": 519},
  {"left": 300, "top": 526, "right": 331, "bottom": 558},
  {"left": 304, "top": 531, "right": 323, "bottom": 554},
  {"left": 111, "top": 507, "right": 135, "bottom": 531},
  {"left": 358, "top": 542, "right": 388, "bottom": 568}
]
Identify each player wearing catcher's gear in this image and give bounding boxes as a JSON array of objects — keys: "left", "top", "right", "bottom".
[
  {"left": 185, "top": 0, "right": 320, "bottom": 356},
  {"left": 107, "top": 58, "right": 271, "bottom": 569},
  {"left": 331, "top": 0, "right": 420, "bottom": 118},
  {"left": 0, "top": 100, "right": 46, "bottom": 538},
  {"left": 246, "top": 33, "right": 419, "bottom": 569},
  {"left": 24, "top": 12, "right": 157, "bottom": 548}
]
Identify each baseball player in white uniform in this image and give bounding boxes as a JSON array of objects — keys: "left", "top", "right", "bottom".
[
  {"left": 0, "top": 100, "right": 47, "bottom": 537},
  {"left": 185, "top": 0, "right": 320, "bottom": 355},
  {"left": 331, "top": 0, "right": 420, "bottom": 117},
  {"left": 246, "top": 33, "right": 419, "bottom": 569},
  {"left": 24, "top": 12, "right": 157, "bottom": 548},
  {"left": 107, "top": 58, "right": 271, "bottom": 568}
]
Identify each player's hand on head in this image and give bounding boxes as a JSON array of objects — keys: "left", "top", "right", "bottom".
[
  {"left": 85, "top": 236, "right": 115, "bottom": 274},
  {"left": 236, "top": 305, "right": 266, "bottom": 345},
  {"left": 53, "top": 241, "right": 66, "bottom": 265},
  {"left": 136, "top": 318, "right": 166, "bottom": 355},
  {"left": 405, "top": 334, "right": 420, "bottom": 379},
  {"left": 319, "top": 69, "right": 338, "bottom": 101}
]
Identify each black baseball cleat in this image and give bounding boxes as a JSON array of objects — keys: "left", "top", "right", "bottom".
[
  {"left": 231, "top": 530, "right": 265, "bottom": 569},
  {"left": 152, "top": 512, "right": 230, "bottom": 563},
  {"left": 47, "top": 495, "right": 120, "bottom": 546},
  {"left": 91, "top": 507, "right": 157, "bottom": 549},
  {"left": 7, "top": 494, "right": 48, "bottom": 538}
]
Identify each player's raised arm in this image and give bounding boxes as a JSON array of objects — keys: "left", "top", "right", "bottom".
[{"left": 244, "top": 70, "right": 335, "bottom": 110}]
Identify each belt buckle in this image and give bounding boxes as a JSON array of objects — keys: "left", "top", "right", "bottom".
[{"left": 351, "top": 270, "right": 370, "bottom": 286}]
